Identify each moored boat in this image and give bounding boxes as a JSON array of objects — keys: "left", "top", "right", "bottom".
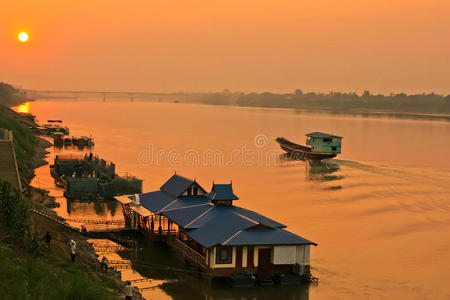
[
  {"left": 72, "top": 136, "right": 94, "bottom": 147},
  {"left": 276, "top": 132, "right": 342, "bottom": 160},
  {"left": 53, "top": 132, "right": 64, "bottom": 147},
  {"left": 43, "top": 122, "right": 69, "bottom": 135},
  {"left": 63, "top": 137, "right": 72, "bottom": 146}
]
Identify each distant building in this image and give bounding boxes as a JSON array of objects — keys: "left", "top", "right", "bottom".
[{"left": 116, "top": 174, "right": 317, "bottom": 282}]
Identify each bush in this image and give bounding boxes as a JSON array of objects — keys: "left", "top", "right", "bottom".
[
  {"left": 0, "top": 246, "right": 115, "bottom": 299},
  {"left": 0, "top": 181, "right": 30, "bottom": 238}
]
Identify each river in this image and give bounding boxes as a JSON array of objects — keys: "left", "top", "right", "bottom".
[{"left": 27, "top": 100, "right": 450, "bottom": 299}]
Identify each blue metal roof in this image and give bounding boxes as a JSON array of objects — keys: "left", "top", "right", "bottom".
[
  {"left": 306, "top": 132, "right": 342, "bottom": 138},
  {"left": 139, "top": 191, "right": 176, "bottom": 213},
  {"left": 177, "top": 205, "right": 292, "bottom": 247},
  {"left": 183, "top": 207, "right": 257, "bottom": 247},
  {"left": 160, "top": 174, "right": 194, "bottom": 197},
  {"left": 223, "top": 228, "right": 317, "bottom": 246},
  {"left": 162, "top": 204, "right": 212, "bottom": 227},
  {"left": 162, "top": 195, "right": 211, "bottom": 211},
  {"left": 134, "top": 174, "right": 316, "bottom": 248},
  {"left": 233, "top": 206, "right": 286, "bottom": 228},
  {"left": 208, "top": 183, "right": 239, "bottom": 201}
]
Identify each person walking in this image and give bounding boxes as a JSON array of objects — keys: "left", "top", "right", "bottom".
[
  {"left": 101, "top": 256, "right": 108, "bottom": 272},
  {"left": 124, "top": 281, "right": 133, "bottom": 300},
  {"left": 42, "top": 232, "right": 52, "bottom": 249},
  {"left": 70, "top": 239, "right": 77, "bottom": 262}
]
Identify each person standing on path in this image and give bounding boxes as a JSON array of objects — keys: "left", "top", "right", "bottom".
[
  {"left": 70, "top": 239, "right": 77, "bottom": 262},
  {"left": 101, "top": 256, "right": 108, "bottom": 272},
  {"left": 124, "top": 281, "right": 133, "bottom": 300}
]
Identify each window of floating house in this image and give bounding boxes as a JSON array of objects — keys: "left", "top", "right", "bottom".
[
  {"left": 216, "top": 246, "right": 233, "bottom": 264},
  {"left": 193, "top": 187, "right": 198, "bottom": 195},
  {"left": 187, "top": 187, "right": 192, "bottom": 196},
  {"left": 323, "top": 138, "right": 332, "bottom": 142}
]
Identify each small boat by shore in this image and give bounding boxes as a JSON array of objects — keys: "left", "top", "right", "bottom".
[
  {"left": 276, "top": 132, "right": 342, "bottom": 160},
  {"left": 50, "top": 153, "right": 142, "bottom": 200},
  {"left": 53, "top": 132, "right": 64, "bottom": 147},
  {"left": 42, "top": 123, "right": 70, "bottom": 135},
  {"left": 72, "top": 136, "right": 94, "bottom": 147},
  {"left": 63, "top": 137, "right": 72, "bottom": 146}
]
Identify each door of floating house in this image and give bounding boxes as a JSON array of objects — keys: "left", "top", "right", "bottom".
[{"left": 257, "top": 248, "right": 273, "bottom": 274}]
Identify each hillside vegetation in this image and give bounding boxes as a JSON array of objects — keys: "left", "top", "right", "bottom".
[
  {"left": 0, "top": 181, "right": 118, "bottom": 299},
  {"left": 0, "top": 82, "right": 25, "bottom": 106},
  {"left": 0, "top": 110, "right": 36, "bottom": 168}
]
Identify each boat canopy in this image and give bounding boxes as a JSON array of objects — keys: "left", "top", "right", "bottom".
[{"left": 306, "top": 132, "right": 342, "bottom": 139}]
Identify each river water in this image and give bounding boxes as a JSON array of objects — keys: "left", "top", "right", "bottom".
[{"left": 27, "top": 100, "right": 450, "bottom": 299}]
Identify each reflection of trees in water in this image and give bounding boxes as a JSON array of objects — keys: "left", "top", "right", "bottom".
[
  {"left": 65, "top": 198, "right": 116, "bottom": 216},
  {"left": 106, "top": 200, "right": 118, "bottom": 217},
  {"left": 93, "top": 200, "right": 106, "bottom": 216}
]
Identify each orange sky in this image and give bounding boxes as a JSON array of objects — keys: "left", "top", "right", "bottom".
[{"left": 1, "top": 0, "right": 449, "bottom": 94}]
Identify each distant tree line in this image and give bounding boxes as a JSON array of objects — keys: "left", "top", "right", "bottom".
[{"left": 178, "top": 89, "right": 450, "bottom": 115}]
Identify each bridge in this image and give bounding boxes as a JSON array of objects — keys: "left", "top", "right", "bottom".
[{"left": 24, "top": 89, "right": 188, "bottom": 102}]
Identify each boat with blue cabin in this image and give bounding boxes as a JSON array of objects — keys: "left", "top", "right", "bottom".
[{"left": 276, "top": 132, "right": 342, "bottom": 160}]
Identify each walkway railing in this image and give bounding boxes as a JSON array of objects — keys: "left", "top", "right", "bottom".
[
  {"left": 65, "top": 218, "right": 125, "bottom": 225},
  {"left": 168, "top": 237, "right": 207, "bottom": 269}
]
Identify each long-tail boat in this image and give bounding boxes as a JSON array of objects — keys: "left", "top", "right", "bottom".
[{"left": 276, "top": 132, "right": 342, "bottom": 160}]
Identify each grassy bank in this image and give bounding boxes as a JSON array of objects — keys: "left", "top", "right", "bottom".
[
  {"left": 0, "top": 110, "right": 36, "bottom": 167},
  {"left": 0, "top": 181, "right": 119, "bottom": 299},
  {"left": 0, "top": 245, "right": 116, "bottom": 299}
]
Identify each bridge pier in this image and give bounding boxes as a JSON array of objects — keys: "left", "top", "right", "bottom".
[{"left": 103, "top": 93, "right": 106, "bottom": 102}]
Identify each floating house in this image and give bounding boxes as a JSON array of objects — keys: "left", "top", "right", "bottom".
[
  {"left": 116, "top": 174, "right": 317, "bottom": 283},
  {"left": 305, "top": 132, "right": 342, "bottom": 154}
]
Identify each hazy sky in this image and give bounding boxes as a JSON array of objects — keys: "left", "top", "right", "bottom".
[{"left": 1, "top": 0, "right": 449, "bottom": 94}]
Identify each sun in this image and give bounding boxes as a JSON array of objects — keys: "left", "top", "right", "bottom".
[{"left": 18, "top": 32, "right": 29, "bottom": 42}]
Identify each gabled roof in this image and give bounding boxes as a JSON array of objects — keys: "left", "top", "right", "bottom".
[
  {"left": 162, "top": 204, "right": 213, "bottom": 228},
  {"left": 130, "top": 173, "right": 317, "bottom": 248},
  {"left": 140, "top": 191, "right": 177, "bottom": 214},
  {"left": 306, "top": 132, "right": 342, "bottom": 139},
  {"left": 160, "top": 174, "right": 194, "bottom": 197},
  {"left": 222, "top": 228, "right": 317, "bottom": 246},
  {"left": 208, "top": 183, "right": 239, "bottom": 201},
  {"left": 162, "top": 195, "right": 211, "bottom": 211}
]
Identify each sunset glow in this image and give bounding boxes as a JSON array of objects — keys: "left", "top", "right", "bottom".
[
  {"left": 18, "top": 32, "right": 29, "bottom": 42},
  {"left": 16, "top": 102, "right": 30, "bottom": 113}
]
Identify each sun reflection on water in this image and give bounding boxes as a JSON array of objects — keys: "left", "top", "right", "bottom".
[{"left": 16, "top": 102, "right": 31, "bottom": 113}]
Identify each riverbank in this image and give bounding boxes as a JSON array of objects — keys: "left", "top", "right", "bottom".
[
  {"left": 190, "top": 101, "right": 450, "bottom": 122},
  {"left": 0, "top": 106, "right": 138, "bottom": 299}
]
